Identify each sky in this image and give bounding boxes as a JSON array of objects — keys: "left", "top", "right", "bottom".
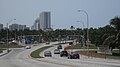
[{"left": 0, "top": 0, "right": 120, "bottom": 29}]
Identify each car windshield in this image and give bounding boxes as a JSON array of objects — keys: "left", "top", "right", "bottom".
[
  {"left": 71, "top": 52, "right": 77, "bottom": 54},
  {"left": 45, "top": 51, "right": 51, "bottom": 53},
  {"left": 55, "top": 49, "right": 59, "bottom": 51},
  {"left": 62, "top": 51, "right": 67, "bottom": 54}
]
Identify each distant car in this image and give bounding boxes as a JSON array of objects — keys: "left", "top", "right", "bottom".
[
  {"left": 57, "top": 45, "right": 62, "bottom": 49},
  {"left": 46, "top": 42, "right": 50, "bottom": 44},
  {"left": 68, "top": 52, "right": 80, "bottom": 59},
  {"left": 69, "top": 42, "right": 73, "bottom": 45},
  {"left": 25, "top": 46, "right": 31, "bottom": 49},
  {"left": 0, "top": 41, "right": 5, "bottom": 44},
  {"left": 9, "top": 42, "right": 18, "bottom": 45},
  {"left": 44, "top": 51, "right": 52, "bottom": 57},
  {"left": 60, "top": 50, "right": 68, "bottom": 57},
  {"left": 54, "top": 49, "right": 60, "bottom": 54}
]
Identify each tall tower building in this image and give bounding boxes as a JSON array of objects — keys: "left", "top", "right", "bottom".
[
  {"left": 31, "top": 11, "right": 52, "bottom": 31},
  {"left": 40, "top": 12, "right": 51, "bottom": 30}
]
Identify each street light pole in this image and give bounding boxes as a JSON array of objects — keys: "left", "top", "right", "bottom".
[
  {"left": 77, "top": 21, "right": 85, "bottom": 47},
  {"left": 78, "top": 10, "right": 89, "bottom": 57},
  {"left": 6, "top": 19, "right": 16, "bottom": 53}
]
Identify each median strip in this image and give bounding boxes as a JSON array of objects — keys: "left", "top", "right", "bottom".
[{"left": 30, "top": 46, "right": 52, "bottom": 58}]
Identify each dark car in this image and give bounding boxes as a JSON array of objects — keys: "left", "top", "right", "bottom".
[
  {"left": 60, "top": 51, "right": 68, "bottom": 57},
  {"left": 68, "top": 52, "right": 80, "bottom": 59},
  {"left": 69, "top": 42, "right": 73, "bottom": 45},
  {"left": 54, "top": 49, "right": 60, "bottom": 54},
  {"left": 44, "top": 51, "right": 52, "bottom": 57},
  {"left": 57, "top": 45, "right": 62, "bottom": 49}
]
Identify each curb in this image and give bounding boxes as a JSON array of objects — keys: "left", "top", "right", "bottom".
[{"left": 0, "top": 49, "right": 12, "bottom": 57}]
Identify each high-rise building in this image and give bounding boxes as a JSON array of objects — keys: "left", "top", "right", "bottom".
[
  {"left": 40, "top": 12, "right": 51, "bottom": 30},
  {"left": 0, "top": 23, "right": 3, "bottom": 30},
  {"left": 31, "top": 18, "right": 40, "bottom": 30},
  {"left": 31, "top": 11, "right": 51, "bottom": 31}
]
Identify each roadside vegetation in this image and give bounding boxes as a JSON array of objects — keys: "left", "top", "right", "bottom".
[
  {"left": 30, "top": 46, "right": 52, "bottom": 58},
  {"left": 77, "top": 50, "right": 120, "bottom": 59},
  {"left": 66, "top": 43, "right": 97, "bottom": 49}
]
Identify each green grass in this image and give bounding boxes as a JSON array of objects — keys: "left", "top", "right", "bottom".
[
  {"left": 108, "top": 50, "right": 120, "bottom": 59},
  {"left": 107, "top": 55, "right": 120, "bottom": 59},
  {"left": 77, "top": 51, "right": 120, "bottom": 60},
  {"left": 30, "top": 46, "right": 52, "bottom": 58},
  {"left": 66, "top": 43, "right": 97, "bottom": 49}
]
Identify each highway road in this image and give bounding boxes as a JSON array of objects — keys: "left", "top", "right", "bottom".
[
  {"left": 0, "top": 42, "right": 69, "bottom": 67},
  {"left": 40, "top": 43, "right": 120, "bottom": 67},
  {"left": 0, "top": 42, "right": 120, "bottom": 67}
]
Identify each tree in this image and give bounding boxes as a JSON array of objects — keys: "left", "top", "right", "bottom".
[
  {"left": 110, "top": 16, "right": 120, "bottom": 53},
  {"left": 110, "top": 16, "right": 120, "bottom": 32}
]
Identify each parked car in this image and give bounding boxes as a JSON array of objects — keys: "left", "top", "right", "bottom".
[
  {"left": 67, "top": 51, "right": 80, "bottom": 59},
  {"left": 44, "top": 51, "right": 52, "bottom": 57},
  {"left": 25, "top": 46, "right": 31, "bottom": 49},
  {"left": 54, "top": 49, "right": 60, "bottom": 54},
  {"left": 60, "top": 50, "right": 68, "bottom": 57},
  {"left": 57, "top": 45, "right": 62, "bottom": 49}
]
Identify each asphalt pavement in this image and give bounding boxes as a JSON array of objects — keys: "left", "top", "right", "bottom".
[
  {"left": 0, "top": 42, "right": 69, "bottom": 67},
  {"left": 39, "top": 43, "right": 120, "bottom": 67},
  {"left": 0, "top": 42, "right": 120, "bottom": 67}
]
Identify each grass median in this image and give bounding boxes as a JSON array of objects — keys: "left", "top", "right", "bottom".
[{"left": 30, "top": 46, "right": 52, "bottom": 58}]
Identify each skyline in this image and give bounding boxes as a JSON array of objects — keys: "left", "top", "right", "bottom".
[{"left": 0, "top": 0, "right": 120, "bottom": 29}]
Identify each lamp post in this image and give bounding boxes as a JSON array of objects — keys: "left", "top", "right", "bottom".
[
  {"left": 6, "top": 19, "right": 16, "bottom": 53},
  {"left": 78, "top": 10, "right": 89, "bottom": 57},
  {"left": 76, "top": 21, "right": 86, "bottom": 47}
]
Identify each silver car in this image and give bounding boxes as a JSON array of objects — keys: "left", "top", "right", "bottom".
[{"left": 44, "top": 51, "right": 52, "bottom": 57}]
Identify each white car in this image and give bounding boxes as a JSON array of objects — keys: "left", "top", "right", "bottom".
[
  {"left": 25, "top": 46, "right": 31, "bottom": 49},
  {"left": 54, "top": 49, "right": 60, "bottom": 54}
]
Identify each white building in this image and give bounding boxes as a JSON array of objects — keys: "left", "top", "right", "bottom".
[
  {"left": 9, "top": 24, "right": 19, "bottom": 30},
  {"left": 31, "top": 18, "right": 40, "bottom": 30},
  {"left": 40, "top": 11, "right": 51, "bottom": 30},
  {"left": 9, "top": 23, "right": 27, "bottom": 31},
  {"left": 31, "top": 11, "right": 51, "bottom": 31},
  {"left": 19, "top": 25, "right": 27, "bottom": 30}
]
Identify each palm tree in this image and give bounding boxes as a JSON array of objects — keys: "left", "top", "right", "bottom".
[
  {"left": 110, "top": 16, "right": 120, "bottom": 53},
  {"left": 110, "top": 16, "right": 120, "bottom": 32},
  {"left": 102, "top": 35, "right": 116, "bottom": 51}
]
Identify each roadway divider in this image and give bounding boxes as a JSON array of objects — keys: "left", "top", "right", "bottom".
[{"left": 30, "top": 46, "right": 53, "bottom": 58}]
